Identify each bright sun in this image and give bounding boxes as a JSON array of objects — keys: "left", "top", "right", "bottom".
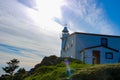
[
  {"left": 35, "top": 0, "right": 64, "bottom": 19},
  {"left": 26, "top": 0, "right": 66, "bottom": 36}
]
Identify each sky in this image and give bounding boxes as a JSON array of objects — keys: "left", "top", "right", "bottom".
[{"left": 0, "top": 0, "right": 120, "bottom": 75}]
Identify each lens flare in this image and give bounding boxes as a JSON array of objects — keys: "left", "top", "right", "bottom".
[{"left": 65, "top": 59, "right": 72, "bottom": 79}]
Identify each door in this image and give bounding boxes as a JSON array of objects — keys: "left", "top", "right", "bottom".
[{"left": 92, "top": 50, "right": 100, "bottom": 64}]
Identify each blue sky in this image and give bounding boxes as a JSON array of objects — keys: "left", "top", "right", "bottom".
[
  {"left": 98, "top": 0, "right": 120, "bottom": 27},
  {"left": 0, "top": 0, "right": 120, "bottom": 75}
]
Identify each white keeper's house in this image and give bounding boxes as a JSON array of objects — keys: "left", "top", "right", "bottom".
[{"left": 60, "top": 27, "right": 120, "bottom": 64}]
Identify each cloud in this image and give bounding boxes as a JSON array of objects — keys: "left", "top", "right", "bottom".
[
  {"left": 0, "top": 43, "right": 47, "bottom": 75},
  {"left": 0, "top": 49, "right": 43, "bottom": 75},
  {"left": 17, "top": 0, "right": 36, "bottom": 9},
  {"left": 0, "top": 0, "right": 62, "bottom": 75},
  {"left": 0, "top": 0, "right": 61, "bottom": 55},
  {"left": 0, "top": 0, "right": 118, "bottom": 75},
  {"left": 55, "top": 0, "right": 116, "bottom": 34},
  {"left": 0, "top": 43, "right": 45, "bottom": 67}
]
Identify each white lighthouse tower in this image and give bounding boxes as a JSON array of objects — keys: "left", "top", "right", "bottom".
[{"left": 61, "top": 27, "right": 69, "bottom": 56}]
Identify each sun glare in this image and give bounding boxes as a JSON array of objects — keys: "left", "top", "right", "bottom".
[
  {"left": 36, "top": 0, "right": 64, "bottom": 19},
  {"left": 25, "top": 0, "right": 65, "bottom": 35}
]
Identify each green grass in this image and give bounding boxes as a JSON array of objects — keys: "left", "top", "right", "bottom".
[
  {"left": 25, "top": 63, "right": 120, "bottom": 80},
  {"left": 24, "top": 60, "right": 92, "bottom": 80},
  {"left": 71, "top": 63, "right": 120, "bottom": 80},
  {"left": 24, "top": 56, "right": 120, "bottom": 80}
]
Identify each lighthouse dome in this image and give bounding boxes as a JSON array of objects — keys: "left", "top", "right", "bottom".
[{"left": 62, "top": 27, "right": 69, "bottom": 32}]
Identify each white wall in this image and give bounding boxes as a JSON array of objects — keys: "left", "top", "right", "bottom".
[
  {"left": 61, "top": 34, "right": 76, "bottom": 58},
  {"left": 84, "top": 47, "right": 119, "bottom": 64},
  {"left": 76, "top": 34, "right": 101, "bottom": 60},
  {"left": 75, "top": 33, "right": 120, "bottom": 62},
  {"left": 61, "top": 32, "right": 120, "bottom": 64}
]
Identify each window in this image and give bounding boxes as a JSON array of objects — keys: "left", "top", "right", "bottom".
[
  {"left": 71, "top": 40, "right": 73, "bottom": 47},
  {"left": 101, "top": 38, "right": 108, "bottom": 46},
  {"left": 105, "top": 52, "right": 113, "bottom": 59}
]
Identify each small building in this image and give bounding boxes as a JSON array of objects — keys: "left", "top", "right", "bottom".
[{"left": 60, "top": 27, "right": 120, "bottom": 64}]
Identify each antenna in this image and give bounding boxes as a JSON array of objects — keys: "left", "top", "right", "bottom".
[
  {"left": 65, "top": 23, "right": 68, "bottom": 27},
  {"left": 65, "top": 23, "right": 70, "bottom": 27}
]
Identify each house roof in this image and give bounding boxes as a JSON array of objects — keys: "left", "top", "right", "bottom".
[
  {"left": 80, "top": 45, "right": 119, "bottom": 53},
  {"left": 69, "top": 32, "right": 120, "bottom": 38}
]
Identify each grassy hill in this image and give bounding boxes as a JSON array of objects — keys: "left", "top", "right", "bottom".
[{"left": 24, "top": 55, "right": 120, "bottom": 80}]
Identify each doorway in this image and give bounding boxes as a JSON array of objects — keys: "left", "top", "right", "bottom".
[{"left": 92, "top": 50, "right": 100, "bottom": 64}]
